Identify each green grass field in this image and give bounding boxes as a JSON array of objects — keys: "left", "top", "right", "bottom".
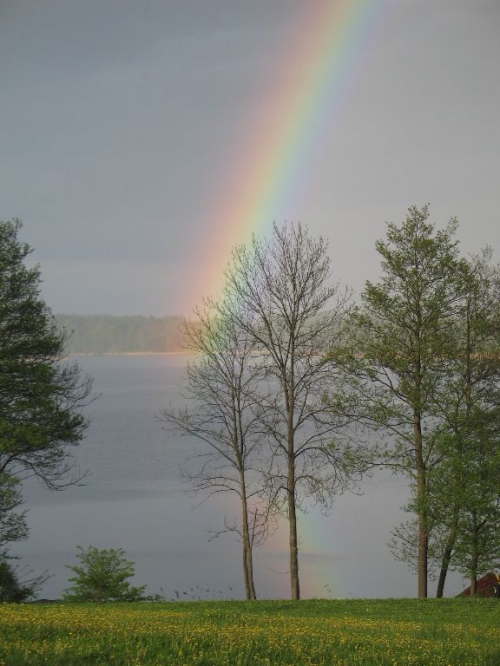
[{"left": 1, "top": 598, "right": 499, "bottom": 665}]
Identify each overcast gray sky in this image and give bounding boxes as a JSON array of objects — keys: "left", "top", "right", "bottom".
[{"left": 1, "top": 0, "right": 499, "bottom": 316}]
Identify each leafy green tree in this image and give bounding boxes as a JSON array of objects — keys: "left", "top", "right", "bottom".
[
  {"left": 63, "top": 546, "right": 147, "bottom": 602},
  {"left": 0, "top": 559, "right": 49, "bottom": 603},
  {"left": 0, "top": 473, "right": 28, "bottom": 556},
  {"left": 0, "top": 219, "right": 93, "bottom": 491},
  {"left": 0, "top": 560, "right": 29, "bottom": 603},
  {"left": 0, "top": 468, "right": 47, "bottom": 603},
  {"left": 450, "top": 481, "right": 500, "bottom": 594},
  {"left": 376, "top": 245, "right": 500, "bottom": 597},
  {"left": 342, "top": 206, "right": 467, "bottom": 597},
  {"left": 429, "top": 250, "right": 500, "bottom": 595}
]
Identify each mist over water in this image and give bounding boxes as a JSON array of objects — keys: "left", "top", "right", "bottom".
[{"left": 15, "top": 355, "right": 463, "bottom": 600}]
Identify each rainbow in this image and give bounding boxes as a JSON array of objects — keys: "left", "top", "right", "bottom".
[
  {"left": 261, "top": 509, "right": 351, "bottom": 599},
  {"left": 186, "top": 0, "right": 383, "bottom": 597},
  {"left": 184, "top": 0, "right": 382, "bottom": 311}
]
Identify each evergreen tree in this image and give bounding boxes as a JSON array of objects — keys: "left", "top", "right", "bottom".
[
  {"left": 0, "top": 559, "right": 49, "bottom": 603},
  {"left": 0, "top": 219, "right": 92, "bottom": 491},
  {"left": 0, "top": 473, "right": 28, "bottom": 555}
]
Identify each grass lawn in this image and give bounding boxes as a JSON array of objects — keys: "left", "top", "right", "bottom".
[{"left": 1, "top": 598, "right": 499, "bottom": 665}]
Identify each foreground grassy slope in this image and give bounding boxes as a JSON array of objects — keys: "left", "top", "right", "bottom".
[{"left": 1, "top": 599, "right": 499, "bottom": 665}]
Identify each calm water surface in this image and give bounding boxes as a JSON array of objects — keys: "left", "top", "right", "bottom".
[{"left": 16, "top": 355, "right": 462, "bottom": 599}]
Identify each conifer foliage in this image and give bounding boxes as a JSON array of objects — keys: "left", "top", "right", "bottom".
[{"left": 0, "top": 219, "right": 93, "bottom": 491}]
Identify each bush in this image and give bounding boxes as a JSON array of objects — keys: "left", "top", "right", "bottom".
[
  {"left": 0, "top": 559, "right": 49, "bottom": 602},
  {"left": 63, "top": 546, "right": 147, "bottom": 602}
]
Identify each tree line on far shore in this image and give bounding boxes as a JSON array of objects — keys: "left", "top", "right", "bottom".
[{"left": 54, "top": 314, "right": 185, "bottom": 354}]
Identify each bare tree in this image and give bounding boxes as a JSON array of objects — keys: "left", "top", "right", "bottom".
[
  {"left": 222, "top": 222, "right": 363, "bottom": 600},
  {"left": 161, "top": 298, "right": 271, "bottom": 600}
]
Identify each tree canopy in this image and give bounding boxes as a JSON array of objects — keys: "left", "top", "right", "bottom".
[
  {"left": 0, "top": 219, "right": 93, "bottom": 491},
  {"left": 63, "top": 546, "right": 147, "bottom": 602}
]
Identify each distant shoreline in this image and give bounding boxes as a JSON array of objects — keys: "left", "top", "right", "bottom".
[{"left": 70, "top": 351, "right": 192, "bottom": 357}]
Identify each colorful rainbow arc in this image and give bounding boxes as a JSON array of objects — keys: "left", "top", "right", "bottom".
[
  {"left": 185, "top": 0, "right": 382, "bottom": 311},
  {"left": 185, "top": 0, "right": 383, "bottom": 598}
]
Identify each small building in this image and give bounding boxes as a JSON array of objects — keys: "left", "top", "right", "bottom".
[{"left": 457, "top": 572, "right": 500, "bottom": 598}]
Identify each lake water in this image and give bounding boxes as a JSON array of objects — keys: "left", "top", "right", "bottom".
[{"left": 15, "top": 354, "right": 463, "bottom": 599}]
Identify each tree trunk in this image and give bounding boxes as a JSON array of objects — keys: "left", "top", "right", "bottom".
[
  {"left": 287, "top": 420, "right": 300, "bottom": 600},
  {"left": 469, "top": 513, "right": 479, "bottom": 597},
  {"left": 242, "top": 540, "right": 256, "bottom": 600},
  {"left": 288, "top": 479, "right": 300, "bottom": 600},
  {"left": 436, "top": 541, "right": 453, "bottom": 599},
  {"left": 245, "top": 544, "right": 256, "bottom": 600},
  {"left": 417, "top": 510, "right": 428, "bottom": 598},
  {"left": 470, "top": 572, "right": 477, "bottom": 596},
  {"left": 414, "top": 412, "right": 428, "bottom": 598},
  {"left": 240, "top": 475, "right": 256, "bottom": 600},
  {"left": 436, "top": 508, "right": 459, "bottom": 598},
  {"left": 286, "top": 352, "right": 300, "bottom": 601}
]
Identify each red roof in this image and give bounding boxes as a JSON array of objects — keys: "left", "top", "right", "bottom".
[{"left": 457, "top": 572, "right": 499, "bottom": 597}]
